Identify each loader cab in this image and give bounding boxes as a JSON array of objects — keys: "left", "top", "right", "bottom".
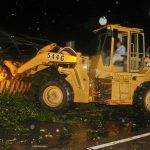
[
  {"left": 90, "top": 25, "right": 146, "bottom": 105},
  {"left": 90, "top": 24, "right": 145, "bottom": 77}
]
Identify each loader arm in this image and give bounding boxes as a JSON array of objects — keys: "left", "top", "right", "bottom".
[
  {"left": 0, "top": 43, "right": 77, "bottom": 95},
  {"left": 17, "top": 50, "right": 77, "bottom": 74}
]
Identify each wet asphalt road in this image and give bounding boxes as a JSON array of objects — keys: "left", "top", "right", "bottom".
[
  {"left": 1, "top": 120, "right": 150, "bottom": 150},
  {"left": 1, "top": 106, "right": 150, "bottom": 150},
  {"left": 3, "top": 134, "right": 150, "bottom": 150}
]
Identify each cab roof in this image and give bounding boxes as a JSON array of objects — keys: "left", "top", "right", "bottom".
[{"left": 93, "top": 24, "right": 143, "bottom": 33}]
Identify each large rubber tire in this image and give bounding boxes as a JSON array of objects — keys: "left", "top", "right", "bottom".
[
  {"left": 134, "top": 82, "right": 150, "bottom": 117},
  {"left": 38, "top": 78, "right": 73, "bottom": 112}
]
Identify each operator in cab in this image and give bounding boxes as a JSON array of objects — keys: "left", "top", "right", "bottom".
[{"left": 113, "top": 38, "right": 126, "bottom": 65}]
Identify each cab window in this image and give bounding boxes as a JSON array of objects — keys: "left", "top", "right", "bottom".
[
  {"left": 130, "top": 33, "right": 145, "bottom": 72},
  {"left": 101, "top": 34, "right": 112, "bottom": 66}
]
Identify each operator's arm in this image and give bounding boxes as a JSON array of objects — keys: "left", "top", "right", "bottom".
[
  {"left": 113, "top": 45, "right": 126, "bottom": 64},
  {"left": 115, "top": 45, "right": 126, "bottom": 56}
]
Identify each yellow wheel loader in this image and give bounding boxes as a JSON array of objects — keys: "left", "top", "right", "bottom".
[{"left": 1, "top": 24, "right": 150, "bottom": 113}]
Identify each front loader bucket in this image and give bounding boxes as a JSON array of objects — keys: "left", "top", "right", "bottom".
[
  {"left": 0, "top": 79, "right": 31, "bottom": 95},
  {"left": 0, "top": 60, "right": 32, "bottom": 95}
]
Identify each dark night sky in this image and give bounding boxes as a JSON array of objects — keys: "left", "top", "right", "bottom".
[{"left": 0, "top": 0, "right": 150, "bottom": 51}]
